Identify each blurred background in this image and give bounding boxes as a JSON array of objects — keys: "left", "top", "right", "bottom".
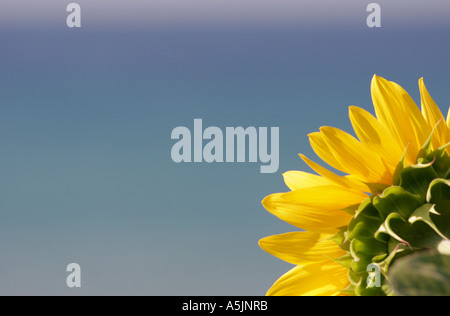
[{"left": 0, "top": 0, "right": 449, "bottom": 295}]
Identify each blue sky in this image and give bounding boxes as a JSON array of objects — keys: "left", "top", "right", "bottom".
[{"left": 0, "top": 1, "right": 449, "bottom": 295}]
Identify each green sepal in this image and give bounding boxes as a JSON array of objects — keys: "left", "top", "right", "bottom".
[
  {"left": 379, "top": 240, "right": 410, "bottom": 275},
  {"left": 398, "top": 162, "right": 439, "bottom": 199},
  {"left": 372, "top": 253, "right": 388, "bottom": 263},
  {"left": 425, "top": 143, "right": 450, "bottom": 178},
  {"left": 375, "top": 213, "right": 410, "bottom": 247},
  {"left": 330, "top": 228, "right": 349, "bottom": 251},
  {"left": 416, "top": 124, "right": 438, "bottom": 161},
  {"left": 347, "top": 198, "right": 383, "bottom": 240},
  {"left": 408, "top": 203, "right": 449, "bottom": 241},
  {"left": 427, "top": 178, "right": 450, "bottom": 204},
  {"left": 332, "top": 253, "right": 353, "bottom": 269},
  {"left": 350, "top": 237, "right": 387, "bottom": 261},
  {"left": 426, "top": 179, "right": 450, "bottom": 237},
  {"left": 359, "top": 286, "right": 385, "bottom": 296},
  {"left": 376, "top": 212, "right": 442, "bottom": 251},
  {"left": 392, "top": 146, "right": 408, "bottom": 186},
  {"left": 373, "top": 186, "right": 422, "bottom": 220},
  {"left": 341, "top": 204, "right": 360, "bottom": 216},
  {"left": 348, "top": 268, "right": 361, "bottom": 286},
  {"left": 339, "top": 284, "right": 356, "bottom": 296},
  {"left": 351, "top": 257, "right": 372, "bottom": 274}
]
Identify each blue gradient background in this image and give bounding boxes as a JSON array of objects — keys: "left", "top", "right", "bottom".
[{"left": 0, "top": 1, "right": 449, "bottom": 295}]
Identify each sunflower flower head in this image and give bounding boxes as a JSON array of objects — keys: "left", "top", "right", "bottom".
[{"left": 260, "top": 75, "right": 450, "bottom": 296}]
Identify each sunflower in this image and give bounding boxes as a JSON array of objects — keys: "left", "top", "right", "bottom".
[{"left": 259, "top": 75, "right": 450, "bottom": 296}]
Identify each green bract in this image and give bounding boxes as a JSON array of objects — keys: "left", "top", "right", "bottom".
[{"left": 334, "top": 140, "right": 450, "bottom": 296}]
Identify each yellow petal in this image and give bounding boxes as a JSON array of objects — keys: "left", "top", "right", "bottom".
[
  {"left": 447, "top": 107, "right": 450, "bottom": 153},
  {"left": 419, "top": 78, "right": 448, "bottom": 148},
  {"left": 308, "top": 132, "right": 345, "bottom": 171},
  {"left": 349, "top": 106, "right": 403, "bottom": 170},
  {"left": 267, "top": 260, "right": 349, "bottom": 296},
  {"left": 447, "top": 106, "right": 450, "bottom": 128},
  {"left": 371, "top": 75, "right": 431, "bottom": 164},
  {"left": 284, "top": 185, "right": 367, "bottom": 210},
  {"left": 262, "top": 192, "right": 352, "bottom": 233},
  {"left": 299, "top": 154, "right": 369, "bottom": 192},
  {"left": 319, "top": 126, "right": 392, "bottom": 184},
  {"left": 259, "top": 231, "right": 345, "bottom": 265},
  {"left": 282, "top": 171, "right": 333, "bottom": 191}
]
